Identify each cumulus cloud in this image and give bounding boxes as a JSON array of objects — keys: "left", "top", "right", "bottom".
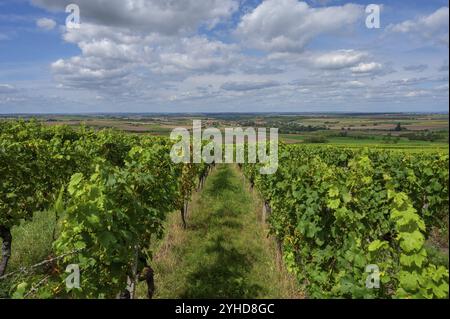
[
  {"left": 51, "top": 57, "right": 130, "bottom": 89},
  {"left": 16, "top": 0, "right": 445, "bottom": 112},
  {"left": 30, "top": 0, "right": 241, "bottom": 104},
  {"left": 311, "top": 50, "right": 368, "bottom": 70},
  {"left": 236, "top": 0, "right": 363, "bottom": 53},
  {"left": 36, "top": 17, "right": 56, "bottom": 30},
  {"left": 32, "top": 0, "right": 238, "bottom": 35},
  {"left": 388, "top": 7, "right": 449, "bottom": 46},
  {"left": 156, "top": 37, "right": 239, "bottom": 75},
  {"left": 51, "top": 22, "right": 240, "bottom": 93},
  {"left": 351, "top": 62, "right": 383, "bottom": 74}
]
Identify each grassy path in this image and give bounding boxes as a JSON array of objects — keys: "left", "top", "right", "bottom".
[{"left": 139, "top": 164, "right": 301, "bottom": 299}]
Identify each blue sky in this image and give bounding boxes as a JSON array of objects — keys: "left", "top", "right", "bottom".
[{"left": 0, "top": 0, "right": 448, "bottom": 113}]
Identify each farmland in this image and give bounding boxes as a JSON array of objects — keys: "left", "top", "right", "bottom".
[{"left": 2, "top": 113, "right": 447, "bottom": 150}]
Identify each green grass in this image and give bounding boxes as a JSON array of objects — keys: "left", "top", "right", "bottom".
[
  {"left": 137, "top": 165, "right": 302, "bottom": 299},
  {"left": 0, "top": 210, "right": 57, "bottom": 297},
  {"left": 3, "top": 210, "right": 56, "bottom": 272},
  {"left": 281, "top": 133, "right": 448, "bottom": 151}
]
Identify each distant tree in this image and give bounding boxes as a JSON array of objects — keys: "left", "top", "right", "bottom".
[
  {"left": 394, "top": 123, "right": 402, "bottom": 131},
  {"left": 304, "top": 136, "right": 328, "bottom": 143}
]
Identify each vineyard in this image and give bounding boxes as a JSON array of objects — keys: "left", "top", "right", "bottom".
[
  {"left": 0, "top": 120, "right": 210, "bottom": 298},
  {"left": 0, "top": 120, "right": 449, "bottom": 299},
  {"left": 242, "top": 145, "right": 449, "bottom": 298}
]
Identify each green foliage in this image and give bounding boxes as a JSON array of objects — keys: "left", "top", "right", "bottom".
[
  {"left": 0, "top": 120, "right": 209, "bottom": 298},
  {"left": 243, "top": 144, "right": 449, "bottom": 298},
  {"left": 1, "top": 120, "right": 447, "bottom": 299},
  {"left": 389, "top": 191, "right": 448, "bottom": 299}
]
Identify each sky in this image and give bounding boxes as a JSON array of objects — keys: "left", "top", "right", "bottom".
[{"left": 0, "top": 0, "right": 448, "bottom": 113}]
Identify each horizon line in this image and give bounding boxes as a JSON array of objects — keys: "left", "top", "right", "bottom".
[{"left": 1, "top": 111, "right": 449, "bottom": 116}]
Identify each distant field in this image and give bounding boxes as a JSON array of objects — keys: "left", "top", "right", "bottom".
[
  {"left": 2, "top": 113, "right": 448, "bottom": 151},
  {"left": 280, "top": 134, "right": 449, "bottom": 151}
]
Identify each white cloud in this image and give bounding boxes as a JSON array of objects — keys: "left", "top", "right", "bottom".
[
  {"left": 51, "top": 22, "right": 241, "bottom": 93},
  {"left": 36, "top": 17, "right": 56, "bottom": 30},
  {"left": 351, "top": 62, "right": 383, "bottom": 74},
  {"left": 13, "top": 0, "right": 444, "bottom": 112},
  {"left": 311, "top": 50, "right": 368, "bottom": 70},
  {"left": 32, "top": 0, "right": 238, "bottom": 35},
  {"left": 388, "top": 7, "right": 449, "bottom": 46},
  {"left": 156, "top": 37, "right": 239, "bottom": 75},
  {"left": 236, "top": 0, "right": 363, "bottom": 53}
]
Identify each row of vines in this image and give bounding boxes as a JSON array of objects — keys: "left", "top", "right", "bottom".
[
  {"left": 243, "top": 144, "right": 449, "bottom": 298},
  {"left": 0, "top": 120, "right": 210, "bottom": 298}
]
